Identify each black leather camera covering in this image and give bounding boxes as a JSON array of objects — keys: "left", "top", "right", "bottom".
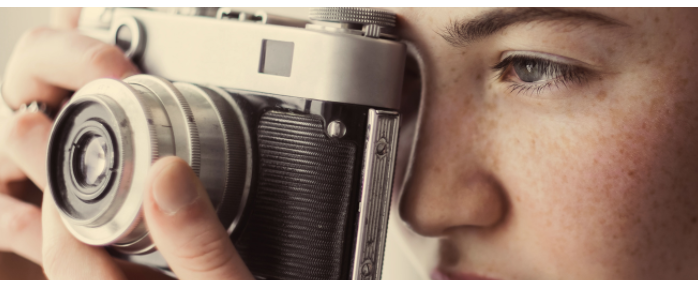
[{"left": 235, "top": 110, "right": 359, "bottom": 279}]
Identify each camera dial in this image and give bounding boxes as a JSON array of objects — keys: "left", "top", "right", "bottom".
[{"left": 307, "top": 7, "right": 397, "bottom": 38}]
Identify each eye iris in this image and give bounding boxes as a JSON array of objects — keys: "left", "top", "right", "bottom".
[{"left": 514, "top": 59, "right": 543, "bottom": 82}]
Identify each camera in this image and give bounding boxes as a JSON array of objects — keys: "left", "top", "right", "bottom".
[{"left": 46, "top": 7, "right": 405, "bottom": 280}]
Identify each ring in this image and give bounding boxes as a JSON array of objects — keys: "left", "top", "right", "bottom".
[{"left": 0, "top": 82, "right": 55, "bottom": 119}]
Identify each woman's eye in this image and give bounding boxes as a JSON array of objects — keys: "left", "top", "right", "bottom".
[
  {"left": 492, "top": 52, "right": 592, "bottom": 95},
  {"left": 513, "top": 59, "right": 549, "bottom": 82}
]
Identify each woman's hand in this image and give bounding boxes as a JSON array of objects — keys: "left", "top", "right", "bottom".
[
  {"left": 0, "top": 8, "right": 138, "bottom": 265},
  {"left": 42, "top": 157, "right": 254, "bottom": 279}
]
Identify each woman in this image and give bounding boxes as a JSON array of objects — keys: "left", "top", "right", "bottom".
[{"left": 1, "top": 7, "right": 698, "bottom": 279}]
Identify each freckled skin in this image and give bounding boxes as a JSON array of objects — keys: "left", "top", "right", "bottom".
[{"left": 389, "top": 8, "right": 698, "bottom": 279}]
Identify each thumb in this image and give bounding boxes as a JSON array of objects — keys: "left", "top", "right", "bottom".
[{"left": 143, "top": 156, "right": 253, "bottom": 280}]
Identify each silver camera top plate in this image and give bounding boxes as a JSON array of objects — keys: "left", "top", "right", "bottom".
[{"left": 79, "top": 8, "right": 406, "bottom": 110}]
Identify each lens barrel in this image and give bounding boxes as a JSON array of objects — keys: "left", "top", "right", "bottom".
[{"left": 47, "top": 75, "right": 252, "bottom": 254}]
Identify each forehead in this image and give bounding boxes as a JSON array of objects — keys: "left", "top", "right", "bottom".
[
  {"left": 389, "top": 7, "right": 666, "bottom": 20},
  {"left": 388, "top": 8, "right": 688, "bottom": 34},
  {"left": 386, "top": 8, "right": 698, "bottom": 71}
]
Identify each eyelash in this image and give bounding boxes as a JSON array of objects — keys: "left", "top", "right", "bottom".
[{"left": 492, "top": 55, "right": 590, "bottom": 96}]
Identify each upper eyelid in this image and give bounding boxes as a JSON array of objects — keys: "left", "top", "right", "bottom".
[{"left": 499, "top": 50, "right": 597, "bottom": 69}]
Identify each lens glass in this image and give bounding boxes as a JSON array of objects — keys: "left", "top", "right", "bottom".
[
  {"left": 49, "top": 98, "right": 123, "bottom": 221},
  {"left": 80, "top": 135, "right": 108, "bottom": 186},
  {"left": 67, "top": 121, "right": 116, "bottom": 201}
]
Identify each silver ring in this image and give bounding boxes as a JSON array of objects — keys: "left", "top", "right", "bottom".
[
  {"left": 17, "top": 101, "right": 51, "bottom": 115},
  {"left": 0, "top": 81, "right": 55, "bottom": 118}
]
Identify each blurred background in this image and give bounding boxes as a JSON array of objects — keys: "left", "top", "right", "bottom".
[
  {"left": 0, "top": 7, "right": 437, "bottom": 280},
  {"left": 0, "top": 8, "right": 51, "bottom": 78}
]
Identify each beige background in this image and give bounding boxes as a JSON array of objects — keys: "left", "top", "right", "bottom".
[
  {"left": 0, "top": 8, "right": 51, "bottom": 78},
  {"left": 0, "top": 7, "right": 436, "bottom": 280}
]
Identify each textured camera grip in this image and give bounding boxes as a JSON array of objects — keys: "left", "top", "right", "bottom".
[{"left": 235, "top": 110, "right": 357, "bottom": 279}]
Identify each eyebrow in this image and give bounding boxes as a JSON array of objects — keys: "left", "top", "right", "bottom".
[{"left": 439, "top": 8, "right": 628, "bottom": 47}]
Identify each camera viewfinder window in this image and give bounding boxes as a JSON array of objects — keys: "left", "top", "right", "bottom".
[{"left": 259, "top": 40, "right": 294, "bottom": 77}]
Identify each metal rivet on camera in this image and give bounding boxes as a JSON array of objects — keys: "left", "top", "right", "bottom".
[
  {"left": 375, "top": 138, "right": 388, "bottom": 156},
  {"left": 361, "top": 259, "right": 373, "bottom": 278},
  {"left": 327, "top": 120, "right": 346, "bottom": 138}
]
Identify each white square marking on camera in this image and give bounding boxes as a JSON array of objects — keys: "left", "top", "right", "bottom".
[{"left": 259, "top": 40, "right": 295, "bottom": 77}]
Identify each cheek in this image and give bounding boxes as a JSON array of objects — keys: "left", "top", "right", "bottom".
[{"left": 498, "top": 81, "right": 698, "bottom": 277}]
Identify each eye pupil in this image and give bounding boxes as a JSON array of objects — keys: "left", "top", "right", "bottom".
[{"left": 514, "top": 59, "right": 542, "bottom": 82}]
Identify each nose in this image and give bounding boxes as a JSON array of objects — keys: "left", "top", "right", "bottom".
[
  {"left": 397, "top": 69, "right": 508, "bottom": 237},
  {"left": 399, "top": 153, "right": 507, "bottom": 236}
]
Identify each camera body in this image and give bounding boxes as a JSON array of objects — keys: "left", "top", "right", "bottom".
[{"left": 47, "top": 8, "right": 405, "bottom": 280}]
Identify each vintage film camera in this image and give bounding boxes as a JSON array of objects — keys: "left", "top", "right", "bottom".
[{"left": 46, "top": 7, "right": 406, "bottom": 279}]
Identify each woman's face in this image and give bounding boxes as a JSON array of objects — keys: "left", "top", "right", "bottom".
[{"left": 390, "top": 8, "right": 698, "bottom": 279}]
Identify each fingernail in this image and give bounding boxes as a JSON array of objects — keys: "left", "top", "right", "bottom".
[{"left": 152, "top": 161, "right": 200, "bottom": 215}]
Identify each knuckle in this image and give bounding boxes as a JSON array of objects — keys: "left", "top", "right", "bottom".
[
  {"left": 3, "top": 204, "right": 39, "bottom": 234},
  {"left": 176, "top": 229, "right": 234, "bottom": 274},
  {"left": 82, "top": 42, "right": 125, "bottom": 69}
]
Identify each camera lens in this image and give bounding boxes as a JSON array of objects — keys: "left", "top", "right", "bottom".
[
  {"left": 67, "top": 120, "right": 116, "bottom": 202},
  {"left": 47, "top": 75, "right": 252, "bottom": 254}
]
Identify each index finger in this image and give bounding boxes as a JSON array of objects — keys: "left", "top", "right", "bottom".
[{"left": 2, "top": 27, "right": 138, "bottom": 110}]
